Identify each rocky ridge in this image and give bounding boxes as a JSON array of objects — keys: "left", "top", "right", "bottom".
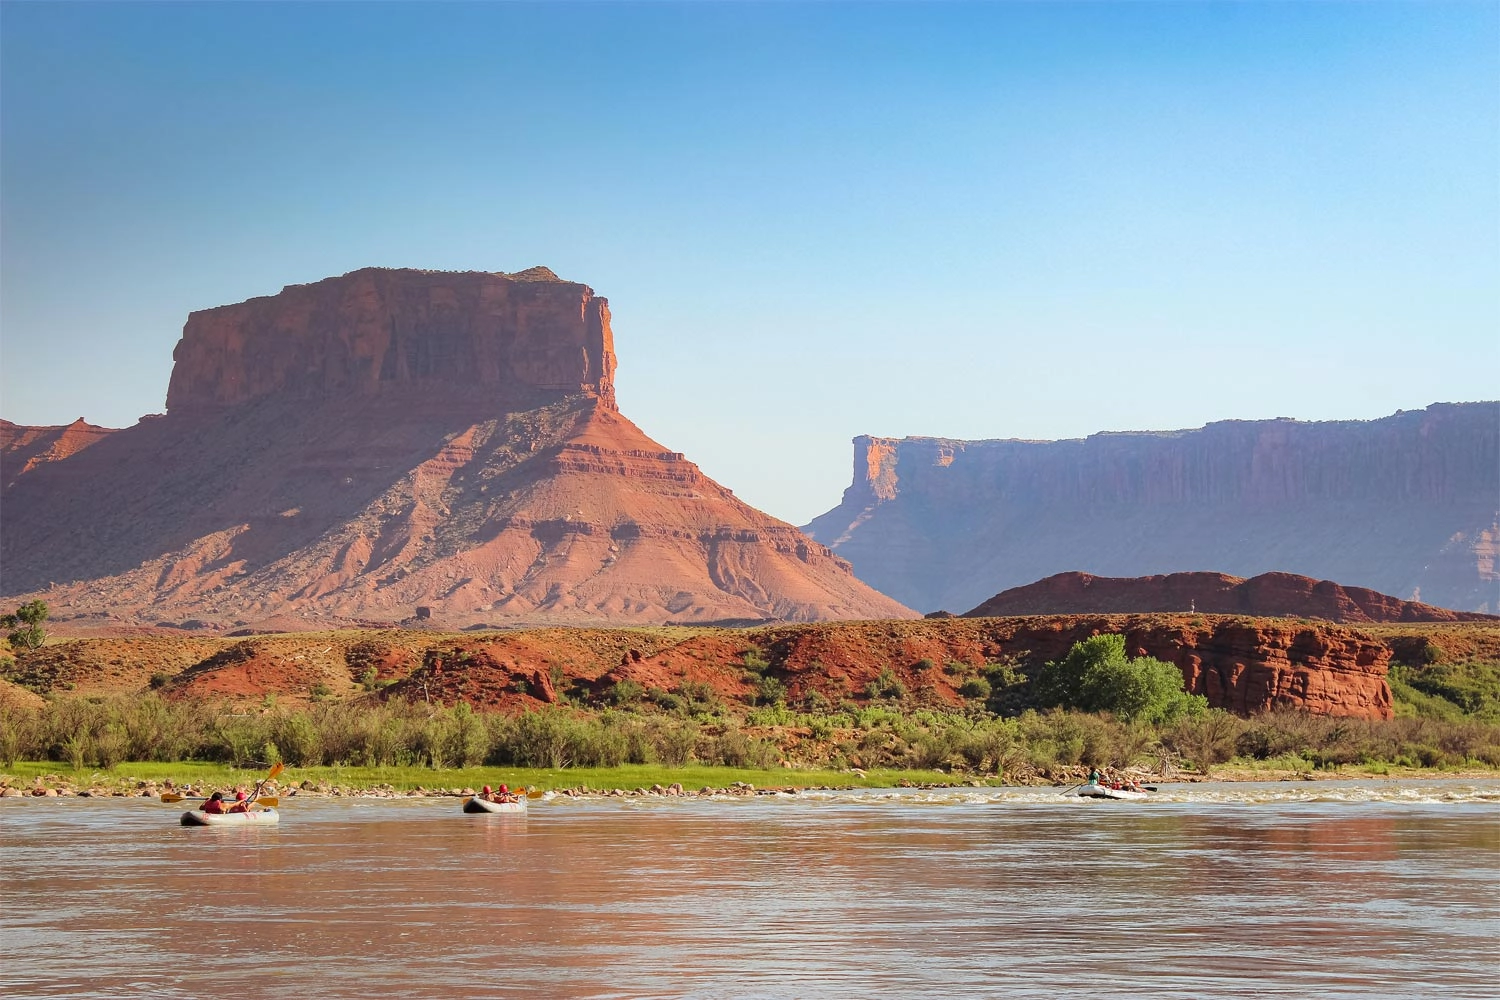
[
  {"left": 1, "top": 614, "right": 1411, "bottom": 719},
  {"left": 965, "top": 571, "right": 1499, "bottom": 623}
]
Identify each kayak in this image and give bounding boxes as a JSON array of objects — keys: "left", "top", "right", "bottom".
[
  {"left": 463, "top": 796, "right": 527, "bottom": 814},
  {"left": 1077, "top": 785, "right": 1150, "bottom": 801},
  {"left": 181, "top": 808, "right": 280, "bottom": 826}
]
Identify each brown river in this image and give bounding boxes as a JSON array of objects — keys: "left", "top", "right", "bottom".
[{"left": 3, "top": 780, "right": 1497, "bottom": 999}]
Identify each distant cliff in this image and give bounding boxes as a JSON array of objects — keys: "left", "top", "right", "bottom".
[
  {"left": 965, "top": 571, "right": 1499, "bottom": 623},
  {"left": 804, "top": 404, "right": 1500, "bottom": 615}
]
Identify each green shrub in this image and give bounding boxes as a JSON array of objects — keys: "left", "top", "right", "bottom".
[
  {"left": 755, "top": 675, "right": 788, "bottom": 706},
  {"left": 959, "top": 677, "right": 992, "bottom": 700},
  {"left": 609, "top": 679, "right": 645, "bottom": 706},
  {"left": 1162, "top": 709, "right": 1243, "bottom": 773},
  {"left": 866, "top": 667, "right": 907, "bottom": 702},
  {"left": 1035, "top": 635, "right": 1205, "bottom": 724}
]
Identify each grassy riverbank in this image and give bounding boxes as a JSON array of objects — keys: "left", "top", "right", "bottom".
[
  {"left": 0, "top": 759, "right": 956, "bottom": 794},
  {"left": 3, "top": 756, "right": 1493, "bottom": 801}
]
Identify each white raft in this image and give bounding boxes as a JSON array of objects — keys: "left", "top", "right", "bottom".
[
  {"left": 463, "top": 796, "right": 527, "bottom": 814},
  {"left": 181, "top": 808, "right": 280, "bottom": 826},
  {"left": 1076, "top": 784, "right": 1149, "bottom": 801}
]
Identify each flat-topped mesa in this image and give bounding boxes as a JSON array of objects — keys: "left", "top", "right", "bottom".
[
  {"left": 805, "top": 403, "right": 1500, "bottom": 615},
  {"left": 165, "top": 267, "right": 616, "bottom": 412}
]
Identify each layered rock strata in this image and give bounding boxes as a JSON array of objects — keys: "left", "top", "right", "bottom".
[
  {"left": 166, "top": 266, "right": 616, "bottom": 410},
  {"left": 1, "top": 268, "right": 913, "bottom": 627},
  {"left": 805, "top": 404, "right": 1500, "bottom": 615}
]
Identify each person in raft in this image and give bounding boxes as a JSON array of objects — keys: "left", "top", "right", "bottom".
[
  {"left": 481, "top": 784, "right": 520, "bottom": 804},
  {"left": 228, "top": 790, "right": 252, "bottom": 813},
  {"left": 1087, "top": 768, "right": 1102, "bottom": 786},
  {"left": 201, "top": 791, "right": 228, "bottom": 814}
]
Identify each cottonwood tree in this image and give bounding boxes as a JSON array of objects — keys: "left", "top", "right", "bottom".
[{"left": 1035, "top": 633, "right": 1207, "bottom": 724}]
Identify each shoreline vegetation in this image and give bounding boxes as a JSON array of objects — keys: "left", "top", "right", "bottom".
[
  {"left": 3, "top": 622, "right": 1496, "bottom": 799},
  {"left": 2, "top": 686, "right": 1496, "bottom": 801}
]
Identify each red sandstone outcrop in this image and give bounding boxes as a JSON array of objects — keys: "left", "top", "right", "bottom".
[
  {"left": 1, "top": 268, "right": 914, "bottom": 627},
  {"left": 25, "top": 615, "right": 1392, "bottom": 718},
  {"left": 804, "top": 404, "right": 1500, "bottom": 615},
  {"left": 166, "top": 267, "right": 616, "bottom": 411},
  {"left": 965, "top": 571, "right": 1498, "bottom": 623}
]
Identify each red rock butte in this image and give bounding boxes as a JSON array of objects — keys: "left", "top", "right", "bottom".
[{"left": 0, "top": 267, "right": 915, "bottom": 630}]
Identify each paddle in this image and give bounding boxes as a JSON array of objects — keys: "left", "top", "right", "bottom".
[
  {"left": 1059, "top": 783, "right": 1085, "bottom": 797},
  {"left": 163, "top": 762, "right": 284, "bottom": 808},
  {"left": 244, "top": 763, "right": 284, "bottom": 811},
  {"left": 161, "top": 793, "right": 278, "bottom": 806}
]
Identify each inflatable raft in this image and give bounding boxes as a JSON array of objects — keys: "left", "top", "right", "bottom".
[
  {"left": 181, "top": 808, "right": 280, "bottom": 826},
  {"left": 1076, "top": 785, "right": 1149, "bottom": 801},
  {"left": 463, "top": 796, "right": 527, "bottom": 814}
]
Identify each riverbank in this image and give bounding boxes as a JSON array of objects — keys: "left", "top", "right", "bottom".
[{"left": 3, "top": 757, "right": 1494, "bottom": 802}]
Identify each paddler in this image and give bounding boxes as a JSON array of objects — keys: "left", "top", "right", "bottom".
[
  {"left": 227, "top": 790, "right": 251, "bottom": 813},
  {"left": 201, "top": 791, "right": 228, "bottom": 814}
]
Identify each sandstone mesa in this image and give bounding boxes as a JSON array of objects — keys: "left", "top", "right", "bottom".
[
  {"left": 0, "top": 267, "right": 916, "bottom": 630},
  {"left": 805, "top": 406, "right": 1500, "bottom": 615}
]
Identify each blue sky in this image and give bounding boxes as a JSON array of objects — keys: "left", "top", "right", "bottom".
[{"left": 2, "top": 1, "right": 1495, "bottom": 525}]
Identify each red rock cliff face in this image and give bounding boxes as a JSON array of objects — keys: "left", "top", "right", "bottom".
[
  {"left": 166, "top": 267, "right": 616, "bottom": 411},
  {"left": 804, "top": 404, "right": 1500, "bottom": 615}
]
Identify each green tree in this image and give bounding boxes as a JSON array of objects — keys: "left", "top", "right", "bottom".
[
  {"left": 1, "top": 601, "right": 48, "bottom": 651},
  {"left": 1035, "top": 634, "right": 1205, "bottom": 724}
]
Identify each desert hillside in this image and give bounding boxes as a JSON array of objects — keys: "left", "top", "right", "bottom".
[{"left": 3, "top": 613, "right": 1452, "bottom": 721}]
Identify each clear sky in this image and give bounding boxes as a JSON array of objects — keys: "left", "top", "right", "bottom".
[{"left": 2, "top": 1, "right": 1496, "bottom": 526}]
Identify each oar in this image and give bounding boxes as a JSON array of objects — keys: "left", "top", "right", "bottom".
[
  {"left": 164, "top": 762, "right": 285, "bottom": 808},
  {"left": 161, "top": 793, "right": 278, "bottom": 806},
  {"left": 1059, "top": 782, "right": 1085, "bottom": 796},
  {"left": 246, "top": 763, "right": 285, "bottom": 810}
]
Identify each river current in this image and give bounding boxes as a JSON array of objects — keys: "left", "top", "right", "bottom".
[{"left": 2, "top": 780, "right": 1497, "bottom": 999}]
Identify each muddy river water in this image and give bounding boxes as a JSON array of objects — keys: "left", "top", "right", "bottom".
[{"left": 2, "top": 780, "right": 1497, "bottom": 998}]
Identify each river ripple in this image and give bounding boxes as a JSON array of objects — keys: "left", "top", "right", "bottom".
[{"left": 2, "top": 780, "right": 1497, "bottom": 999}]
